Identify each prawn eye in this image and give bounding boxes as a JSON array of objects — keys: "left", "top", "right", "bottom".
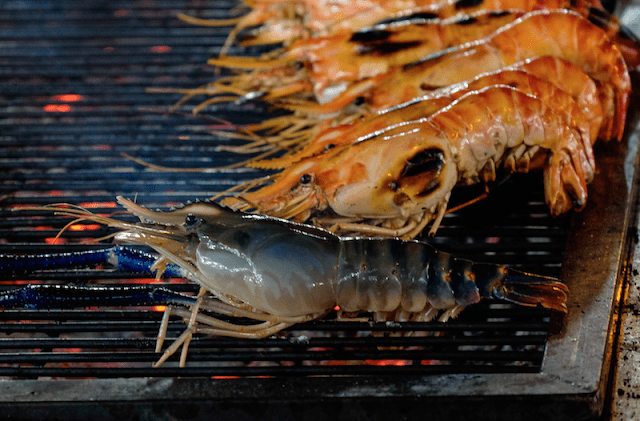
[
  {"left": 184, "top": 214, "right": 200, "bottom": 227},
  {"left": 300, "top": 174, "right": 313, "bottom": 184}
]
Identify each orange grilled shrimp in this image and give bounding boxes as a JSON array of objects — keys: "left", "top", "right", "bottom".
[
  {"left": 293, "top": 10, "right": 630, "bottom": 141},
  {"left": 172, "top": 1, "right": 635, "bottom": 113},
  {"left": 192, "top": 0, "right": 605, "bottom": 48},
  {"left": 217, "top": 55, "right": 603, "bottom": 165},
  {"left": 208, "top": 10, "right": 525, "bottom": 104},
  {"left": 166, "top": 10, "right": 527, "bottom": 114},
  {"left": 224, "top": 85, "right": 592, "bottom": 239},
  {"left": 251, "top": 60, "right": 599, "bottom": 173}
]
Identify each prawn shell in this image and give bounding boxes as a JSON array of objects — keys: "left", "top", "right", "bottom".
[
  {"left": 335, "top": 238, "right": 484, "bottom": 314},
  {"left": 194, "top": 219, "right": 339, "bottom": 317},
  {"left": 336, "top": 238, "right": 404, "bottom": 312}
]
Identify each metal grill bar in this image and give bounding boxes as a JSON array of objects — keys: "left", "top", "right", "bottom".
[
  {"left": 0, "top": 0, "right": 572, "bottom": 379},
  {"left": 0, "top": 1, "right": 637, "bottom": 420}
]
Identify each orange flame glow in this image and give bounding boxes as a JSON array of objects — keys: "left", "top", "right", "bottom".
[
  {"left": 79, "top": 202, "right": 117, "bottom": 209},
  {"left": 150, "top": 45, "right": 171, "bottom": 53},
  {"left": 68, "top": 224, "right": 101, "bottom": 232},
  {"left": 44, "top": 104, "right": 72, "bottom": 112},
  {"left": 52, "top": 94, "right": 84, "bottom": 102}
]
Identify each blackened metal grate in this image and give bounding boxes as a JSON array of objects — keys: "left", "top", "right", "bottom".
[{"left": 0, "top": 1, "right": 637, "bottom": 420}]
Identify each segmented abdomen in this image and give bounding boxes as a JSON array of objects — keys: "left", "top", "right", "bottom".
[{"left": 335, "top": 238, "right": 505, "bottom": 314}]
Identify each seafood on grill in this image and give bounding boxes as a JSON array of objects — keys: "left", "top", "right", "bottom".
[
  {"left": 226, "top": 85, "right": 592, "bottom": 238},
  {"left": 198, "top": 9, "right": 630, "bottom": 164},
  {"left": 204, "top": 10, "right": 526, "bottom": 105},
  {"left": 170, "top": 5, "right": 637, "bottom": 117},
  {"left": 0, "top": 197, "right": 569, "bottom": 367},
  {"left": 141, "top": 5, "right": 637, "bottom": 243},
  {"left": 194, "top": 0, "right": 606, "bottom": 49},
  {"left": 287, "top": 10, "right": 630, "bottom": 138},
  {"left": 250, "top": 57, "right": 602, "bottom": 170}
]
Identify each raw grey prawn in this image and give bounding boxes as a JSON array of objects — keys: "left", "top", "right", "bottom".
[
  {"left": 227, "top": 85, "right": 592, "bottom": 239},
  {"left": 0, "top": 197, "right": 568, "bottom": 367}
]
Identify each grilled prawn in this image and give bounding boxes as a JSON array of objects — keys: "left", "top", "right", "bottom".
[
  {"left": 206, "top": 10, "right": 525, "bottom": 104},
  {"left": 197, "top": 0, "right": 606, "bottom": 48},
  {"left": 294, "top": 10, "right": 630, "bottom": 141},
  {"left": 154, "top": 10, "right": 526, "bottom": 114},
  {"left": 172, "top": 5, "right": 636, "bottom": 119},
  {"left": 0, "top": 197, "right": 568, "bottom": 366},
  {"left": 250, "top": 58, "right": 600, "bottom": 170},
  {"left": 213, "top": 9, "right": 630, "bottom": 159},
  {"left": 229, "top": 85, "right": 591, "bottom": 238},
  {"left": 213, "top": 55, "right": 603, "bottom": 166}
]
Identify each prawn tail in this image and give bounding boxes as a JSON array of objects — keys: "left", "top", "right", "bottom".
[{"left": 485, "top": 266, "right": 569, "bottom": 313}]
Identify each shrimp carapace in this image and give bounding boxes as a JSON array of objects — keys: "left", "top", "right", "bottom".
[
  {"left": 250, "top": 59, "right": 600, "bottom": 171},
  {"left": 198, "top": 0, "right": 607, "bottom": 47},
  {"left": 291, "top": 10, "right": 629, "bottom": 142},
  {"left": 228, "top": 85, "right": 591, "bottom": 238}
]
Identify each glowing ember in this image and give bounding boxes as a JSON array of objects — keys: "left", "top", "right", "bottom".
[
  {"left": 150, "top": 45, "right": 171, "bottom": 53},
  {"left": 43, "top": 104, "right": 71, "bottom": 112},
  {"left": 68, "top": 224, "right": 101, "bottom": 232},
  {"left": 52, "top": 94, "right": 84, "bottom": 102},
  {"left": 79, "top": 202, "right": 117, "bottom": 209}
]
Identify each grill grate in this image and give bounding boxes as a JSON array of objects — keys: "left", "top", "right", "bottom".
[{"left": 0, "top": 1, "right": 637, "bottom": 420}]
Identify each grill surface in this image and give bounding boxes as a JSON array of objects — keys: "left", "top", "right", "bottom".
[{"left": 0, "top": 1, "right": 638, "bottom": 420}]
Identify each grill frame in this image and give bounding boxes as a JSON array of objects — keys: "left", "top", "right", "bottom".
[{"left": 0, "top": 1, "right": 638, "bottom": 419}]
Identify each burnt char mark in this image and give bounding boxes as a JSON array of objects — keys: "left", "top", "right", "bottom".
[
  {"left": 403, "top": 45, "right": 457, "bottom": 70},
  {"left": 453, "top": 16, "right": 478, "bottom": 26},
  {"left": 488, "top": 10, "right": 512, "bottom": 18},
  {"left": 400, "top": 148, "right": 445, "bottom": 179},
  {"left": 357, "top": 41, "right": 423, "bottom": 56},
  {"left": 455, "top": 0, "right": 484, "bottom": 10},
  {"left": 375, "top": 11, "right": 440, "bottom": 26},
  {"left": 350, "top": 28, "right": 393, "bottom": 43}
]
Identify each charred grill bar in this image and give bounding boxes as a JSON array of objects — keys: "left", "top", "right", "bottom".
[{"left": 0, "top": 1, "right": 638, "bottom": 420}]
